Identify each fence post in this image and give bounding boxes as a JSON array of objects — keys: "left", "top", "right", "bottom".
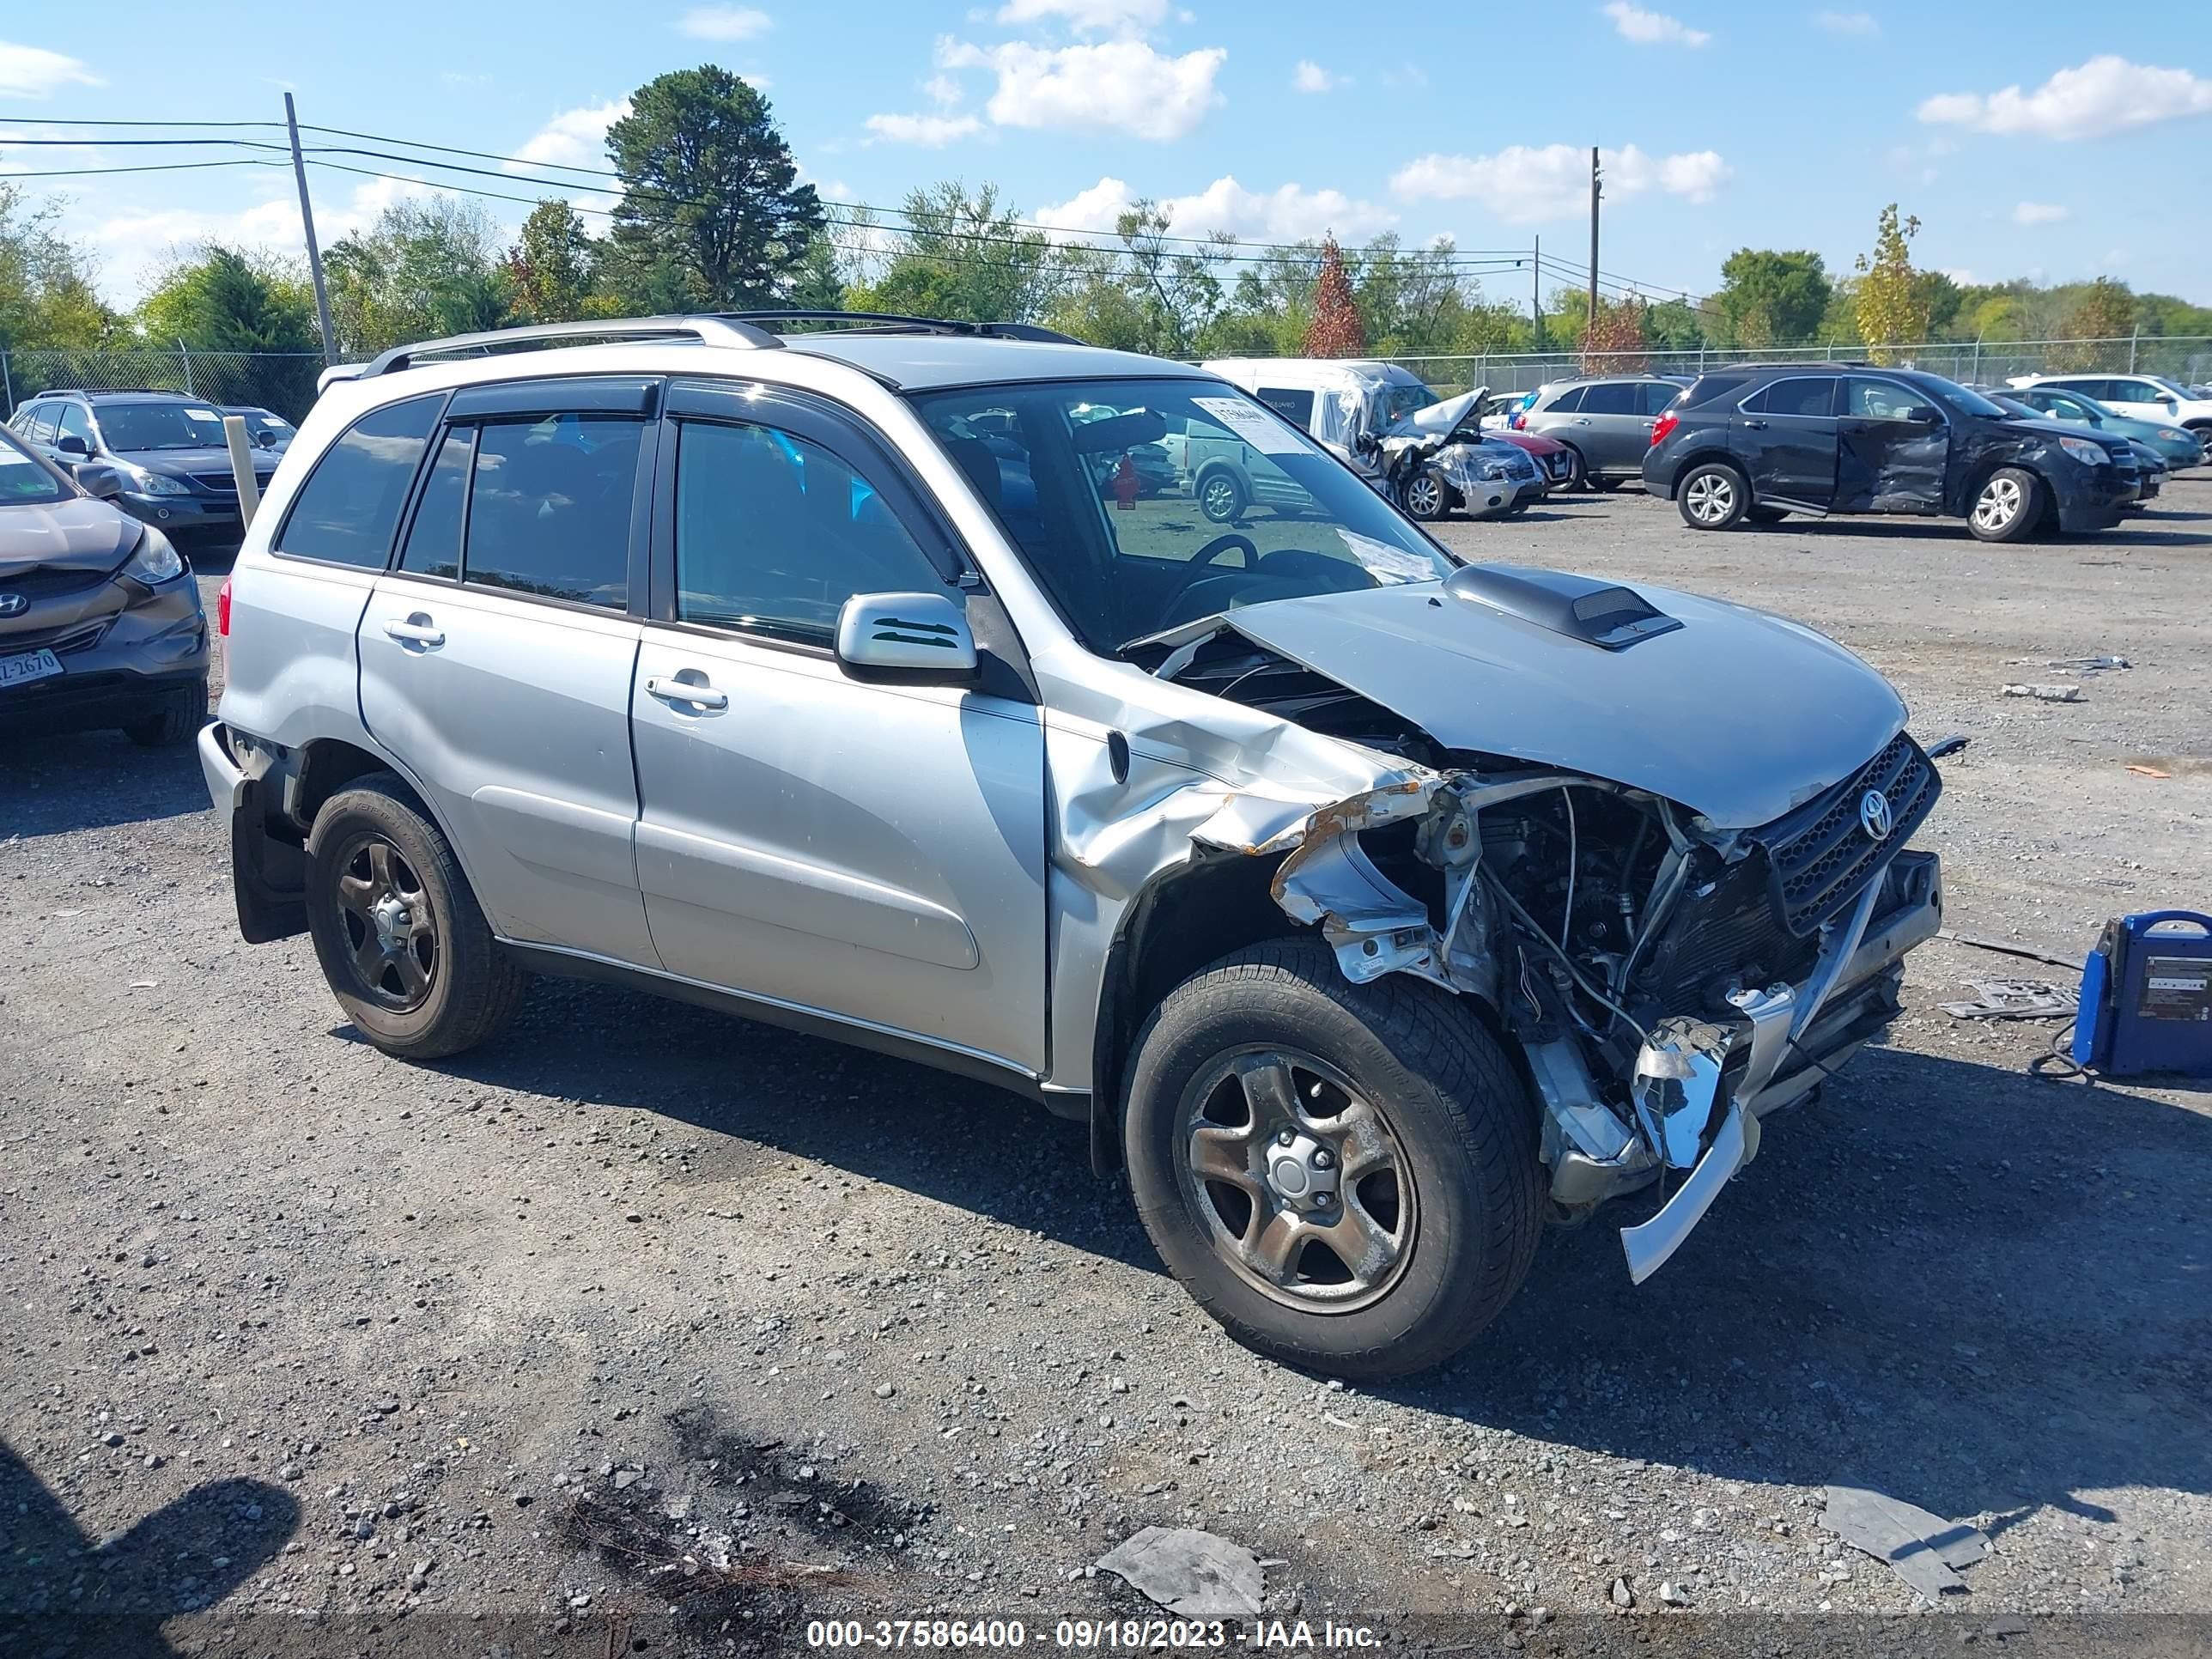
[
  {"left": 2129, "top": 326, "right": 2139, "bottom": 373},
  {"left": 1970, "top": 337, "right": 1981, "bottom": 385},
  {"left": 0, "top": 350, "right": 11, "bottom": 420},
  {"left": 178, "top": 340, "right": 195, "bottom": 397}
]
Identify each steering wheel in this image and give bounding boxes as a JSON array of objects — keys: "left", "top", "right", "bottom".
[{"left": 1190, "top": 532, "right": 1259, "bottom": 568}]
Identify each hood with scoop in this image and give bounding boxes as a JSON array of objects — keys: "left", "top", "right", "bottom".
[{"left": 1188, "top": 564, "right": 1907, "bottom": 829}]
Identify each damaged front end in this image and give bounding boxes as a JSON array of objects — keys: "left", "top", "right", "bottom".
[{"left": 1146, "top": 580, "right": 1946, "bottom": 1284}]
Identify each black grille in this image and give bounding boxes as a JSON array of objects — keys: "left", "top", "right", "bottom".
[
  {"left": 0, "top": 564, "right": 112, "bottom": 600},
  {"left": 189, "top": 471, "right": 239, "bottom": 494},
  {"left": 1755, "top": 732, "right": 1940, "bottom": 936},
  {"left": 3, "top": 617, "right": 111, "bottom": 656}
]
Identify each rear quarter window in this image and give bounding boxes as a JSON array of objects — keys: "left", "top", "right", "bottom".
[
  {"left": 1682, "top": 374, "right": 1753, "bottom": 409},
  {"left": 1254, "top": 387, "right": 1316, "bottom": 428},
  {"left": 274, "top": 394, "right": 443, "bottom": 568},
  {"left": 1540, "top": 386, "right": 1587, "bottom": 413}
]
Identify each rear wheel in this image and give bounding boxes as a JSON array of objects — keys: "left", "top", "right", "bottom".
[
  {"left": 1400, "top": 467, "right": 1453, "bottom": 522},
  {"left": 1588, "top": 473, "right": 1626, "bottom": 492},
  {"left": 1677, "top": 461, "right": 1750, "bottom": 530},
  {"left": 1196, "top": 468, "right": 1248, "bottom": 524},
  {"left": 122, "top": 678, "right": 205, "bottom": 747},
  {"left": 1557, "top": 446, "right": 1589, "bottom": 491},
  {"left": 1123, "top": 941, "right": 1545, "bottom": 1379},
  {"left": 304, "top": 773, "right": 526, "bottom": 1060},
  {"left": 1967, "top": 465, "right": 2042, "bottom": 543}
]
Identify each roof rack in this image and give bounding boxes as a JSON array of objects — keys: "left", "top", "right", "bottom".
[
  {"left": 714, "top": 309, "right": 1085, "bottom": 344},
  {"left": 359, "top": 315, "right": 784, "bottom": 380},
  {"left": 28, "top": 387, "right": 190, "bottom": 399}
]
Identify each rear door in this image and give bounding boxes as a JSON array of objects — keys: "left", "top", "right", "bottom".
[
  {"left": 629, "top": 379, "right": 1049, "bottom": 1077},
  {"left": 2101, "top": 378, "right": 2175, "bottom": 422},
  {"left": 1564, "top": 380, "right": 1647, "bottom": 473},
  {"left": 357, "top": 376, "right": 659, "bottom": 966},
  {"left": 1732, "top": 375, "right": 1839, "bottom": 507},
  {"left": 1835, "top": 376, "right": 1948, "bottom": 513}
]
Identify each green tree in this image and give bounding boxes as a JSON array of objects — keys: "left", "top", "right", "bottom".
[
  {"left": 1046, "top": 202, "right": 1227, "bottom": 357},
  {"left": 324, "top": 198, "right": 510, "bottom": 354},
  {"left": 1711, "top": 249, "right": 1831, "bottom": 348},
  {"left": 1852, "top": 204, "right": 1929, "bottom": 365},
  {"left": 504, "top": 200, "right": 601, "bottom": 325},
  {"left": 1641, "top": 296, "right": 1706, "bottom": 351},
  {"left": 0, "top": 183, "right": 118, "bottom": 349},
  {"left": 1303, "top": 236, "right": 1364, "bottom": 357},
  {"left": 848, "top": 182, "right": 1058, "bottom": 323},
  {"left": 2049, "top": 277, "right": 2137, "bottom": 369},
  {"left": 604, "top": 65, "right": 823, "bottom": 309},
  {"left": 137, "top": 246, "right": 317, "bottom": 351},
  {"left": 1578, "top": 297, "right": 1649, "bottom": 372}
]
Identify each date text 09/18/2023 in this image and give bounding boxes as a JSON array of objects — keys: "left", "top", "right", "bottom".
[{"left": 804, "top": 1619, "right": 1384, "bottom": 1650}]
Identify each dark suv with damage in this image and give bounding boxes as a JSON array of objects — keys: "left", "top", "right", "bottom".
[{"left": 1643, "top": 365, "right": 2135, "bottom": 541}]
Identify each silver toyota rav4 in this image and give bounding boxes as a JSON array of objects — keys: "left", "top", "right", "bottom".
[{"left": 201, "top": 313, "right": 1943, "bottom": 1379}]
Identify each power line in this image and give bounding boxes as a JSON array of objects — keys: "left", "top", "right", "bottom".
[{"left": 0, "top": 158, "right": 285, "bottom": 179}]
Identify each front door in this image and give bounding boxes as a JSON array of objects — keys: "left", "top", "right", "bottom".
[
  {"left": 628, "top": 380, "right": 1049, "bottom": 1079},
  {"left": 1564, "top": 380, "right": 1649, "bottom": 474},
  {"left": 358, "top": 380, "right": 659, "bottom": 966},
  {"left": 1733, "top": 374, "right": 1839, "bottom": 507},
  {"left": 1835, "top": 376, "right": 1950, "bottom": 514}
]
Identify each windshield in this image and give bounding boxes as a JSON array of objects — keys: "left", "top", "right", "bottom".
[
  {"left": 1923, "top": 378, "right": 2008, "bottom": 420},
  {"left": 913, "top": 376, "right": 1455, "bottom": 653},
  {"left": 1379, "top": 381, "right": 1438, "bottom": 425},
  {"left": 0, "top": 431, "right": 72, "bottom": 506},
  {"left": 96, "top": 401, "right": 228, "bottom": 451}
]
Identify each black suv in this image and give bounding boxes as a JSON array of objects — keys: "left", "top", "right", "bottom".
[
  {"left": 1642, "top": 365, "right": 2136, "bottom": 542},
  {"left": 5, "top": 390, "right": 280, "bottom": 538}
]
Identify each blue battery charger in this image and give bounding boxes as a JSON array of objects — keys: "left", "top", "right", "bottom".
[{"left": 2071, "top": 911, "right": 2212, "bottom": 1078}]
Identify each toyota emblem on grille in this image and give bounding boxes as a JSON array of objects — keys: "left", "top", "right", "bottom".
[
  {"left": 0, "top": 592, "right": 26, "bottom": 617},
  {"left": 1859, "top": 788, "right": 1893, "bottom": 842}
]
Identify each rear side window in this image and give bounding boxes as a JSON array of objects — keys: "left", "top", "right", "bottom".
[
  {"left": 1541, "top": 386, "right": 1587, "bottom": 413},
  {"left": 1745, "top": 377, "right": 1837, "bottom": 417},
  {"left": 462, "top": 416, "right": 639, "bottom": 609},
  {"left": 1255, "top": 387, "right": 1316, "bottom": 428},
  {"left": 1637, "top": 382, "right": 1681, "bottom": 416},
  {"left": 276, "top": 394, "right": 442, "bottom": 567},
  {"left": 1577, "top": 382, "right": 1638, "bottom": 415},
  {"left": 22, "top": 404, "right": 58, "bottom": 443}
]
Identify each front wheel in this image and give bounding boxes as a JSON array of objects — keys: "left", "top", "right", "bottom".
[
  {"left": 1557, "top": 447, "right": 1588, "bottom": 491},
  {"left": 1968, "top": 465, "right": 2043, "bottom": 543},
  {"left": 1400, "top": 466, "right": 1453, "bottom": 521},
  {"left": 1677, "top": 461, "right": 1750, "bottom": 530},
  {"left": 1196, "top": 468, "right": 1248, "bottom": 524},
  {"left": 304, "top": 773, "right": 526, "bottom": 1060},
  {"left": 123, "top": 679, "right": 206, "bottom": 747},
  {"left": 1123, "top": 942, "right": 1544, "bottom": 1379}
]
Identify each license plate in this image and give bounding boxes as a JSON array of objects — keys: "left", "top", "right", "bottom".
[{"left": 0, "top": 647, "right": 63, "bottom": 689}]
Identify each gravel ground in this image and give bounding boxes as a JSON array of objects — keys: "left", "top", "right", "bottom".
[{"left": 2, "top": 483, "right": 2208, "bottom": 1658}]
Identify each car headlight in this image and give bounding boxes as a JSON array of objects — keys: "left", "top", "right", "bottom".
[
  {"left": 1479, "top": 461, "right": 1510, "bottom": 481},
  {"left": 2156, "top": 428, "right": 2190, "bottom": 443},
  {"left": 120, "top": 464, "right": 192, "bottom": 496},
  {"left": 122, "top": 527, "right": 184, "bottom": 586},
  {"left": 2057, "top": 435, "right": 2112, "bottom": 466}
]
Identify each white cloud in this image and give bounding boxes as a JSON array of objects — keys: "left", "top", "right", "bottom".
[
  {"left": 677, "top": 5, "right": 772, "bottom": 41},
  {"left": 1291, "top": 60, "right": 1340, "bottom": 94},
  {"left": 1810, "top": 9, "right": 1877, "bottom": 35},
  {"left": 0, "top": 41, "right": 100, "bottom": 98},
  {"left": 1391, "top": 143, "right": 1729, "bottom": 222},
  {"left": 1918, "top": 56, "right": 2212, "bottom": 141},
  {"left": 994, "top": 0, "right": 1170, "bottom": 29},
  {"left": 937, "top": 37, "right": 1226, "bottom": 142},
  {"left": 864, "top": 111, "right": 985, "bottom": 146},
  {"left": 2011, "top": 200, "right": 2068, "bottom": 226},
  {"left": 1600, "top": 3, "right": 1710, "bottom": 46},
  {"left": 1938, "top": 267, "right": 1977, "bottom": 285},
  {"left": 511, "top": 100, "right": 629, "bottom": 171},
  {"left": 1033, "top": 173, "right": 1395, "bottom": 243}
]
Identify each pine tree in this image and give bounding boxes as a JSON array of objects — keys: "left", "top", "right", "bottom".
[{"left": 1302, "top": 237, "right": 1364, "bottom": 357}]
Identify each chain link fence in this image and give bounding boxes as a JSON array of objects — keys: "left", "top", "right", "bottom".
[{"left": 0, "top": 349, "right": 325, "bottom": 423}]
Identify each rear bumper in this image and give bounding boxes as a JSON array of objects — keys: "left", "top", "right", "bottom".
[{"left": 200, "top": 720, "right": 309, "bottom": 943}]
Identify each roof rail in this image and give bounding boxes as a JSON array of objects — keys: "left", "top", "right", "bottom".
[
  {"left": 716, "top": 309, "right": 1085, "bottom": 345},
  {"left": 360, "top": 315, "right": 781, "bottom": 379}
]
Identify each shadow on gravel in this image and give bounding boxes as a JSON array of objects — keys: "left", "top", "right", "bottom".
[
  {"left": 0, "top": 734, "right": 210, "bottom": 838},
  {"left": 1390, "top": 1045, "right": 2212, "bottom": 1535},
  {"left": 0, "top": 1437, "right": 297, "bottom": 1656},
  {"left": 1739, "top": 518, "right": 2210, "bottom": 548}
]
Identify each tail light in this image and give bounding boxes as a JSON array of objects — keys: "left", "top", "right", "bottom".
[
  {"left": 217, "top": 575, "right": 232, "bottom": 637},
  {"left": 1510, "top": 410, "right": 1526, "bottom": 430},
  {"left": 1650, "top": 410, "right": 1679, "bottom": 447}
]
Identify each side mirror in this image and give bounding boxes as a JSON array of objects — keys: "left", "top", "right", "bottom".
[
  {"left": 57, "top": 433, "right": 91, "bottom": 458},
  {"left": 255, "top": 430, "right": 279, "bottom": 448},
  {"left": 75, "top": 463, "right": 125, "bottom": 501},
  {"left": 835, "top": 591, "right": 977, "bottom": 682},
  {"left": 1903, "top": 404, "right": 1941, "bottom": 424}
]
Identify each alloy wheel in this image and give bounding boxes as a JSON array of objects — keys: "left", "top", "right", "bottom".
[
  {"left": 1174, "top": 1048, "right": 1418, "bottom": 1313},
  {"left": 1404, "top": 474, "right": 1443, "bottom": 518},
  {"left": 1200, "top": 476, "right": 1240, "bottom": 520},
  {"left": 1685, "top": 472, "right": 1735, "bottom": 524},
  {"left": 1972, "top": 474, "right": 2023, "bottom": 532},
  {"left": 332, "top": 834, "right": 438, "bottom": 1012}
]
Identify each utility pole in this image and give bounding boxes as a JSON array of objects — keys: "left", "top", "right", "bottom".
[
  {"left": 1587, "top": 146, "right": 1601, "bottom": 337},
  {"left": 286, "top": 93, "right": 338, "bottom": 364},
  {"left": 1531, "top": 234, "right": 1543, "bottom": 352}
]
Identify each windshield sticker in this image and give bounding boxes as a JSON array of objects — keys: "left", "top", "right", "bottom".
[
  {"left": 186, "top": 409, "right": 221, "bottom": 422},
  {"left": 1336, "top": 530, "right": 1438, "bottom": 585},
  {"left": 1191, "top": 396, "right": 1304, "bottom": 454}
]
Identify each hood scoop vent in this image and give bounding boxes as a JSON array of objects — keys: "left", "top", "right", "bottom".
[{"left": 1443, "top": 563, "right": 1683, "bottom": 651}]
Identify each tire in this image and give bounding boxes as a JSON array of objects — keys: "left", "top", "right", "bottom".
[
  {"left": 122, "top": 678, "right": 205, "bottom": 747},
  {"left": 1676, "top": 461, "right": 1750, "bottom": 530},
  {"left": 1557, "top": 447, "right": 1588, "bottom": 491},
  {"left": 1967, "top": 465, "right": 2043, "bottom": 543},
  {"left": 1122, "top": 941, "right": 1545, "bottom": 1380},
  {"left": 1195, "top": 467, "right": 1248, "bottom": 524},
  {"left": 1588, "top": 473, "right": 1626, "bottom": 492},
  {"left": 303, "top": 772, "right": 526, "bottom": 1060},
  {"left": 1400, "top": 466, "right": 1453, "bottom": 522},
  {"left": 1746, "top": 505, "right": 1790, "bottom": 524}
]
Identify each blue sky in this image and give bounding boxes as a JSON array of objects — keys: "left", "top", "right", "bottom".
[{"left": 5, "top": 3, "right": 2210, "bottom": 309}]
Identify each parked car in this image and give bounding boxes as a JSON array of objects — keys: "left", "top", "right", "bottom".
[
  {"left": 2007, "top": 373, "right": 2212, "bottom": 447},
  {"left": 204, "top": 312, "right": 1946, "bottom": 1379},
  {"left": 1989, "top": 393, "right": 2166, "bottom": 508},
  {"left": 1515, "top": 374, "right": 1690, "bottom": 489},
  {"left": 1474, "top": 393, "right": 1577, "bottom": 489},
  {"left": 0, "top": 425, "right": 210, "bottom": 744},
  {"left": 1992, "top": 382, "right": 2204, "bottom": 470},
  {"left": 1644, "top": 364, "right": 2135, "bottom": 541},
  {"left": 222, "top": 404, "right": 299, "bottom": 454},
  {"left": 4, "top": 389, "right": 280, "bottom": 539}
]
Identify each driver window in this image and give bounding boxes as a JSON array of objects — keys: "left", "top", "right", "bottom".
[
  {"left": 56, "top": 403, "right": 95, "bottom": 448},
  {"left": 1846, "top": 379, "right": 1917, "bottom": 419}
]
